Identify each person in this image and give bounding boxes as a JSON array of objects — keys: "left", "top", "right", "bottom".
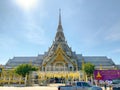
[
  {"left": 69, "top": 82, "right": 72, "bottom": 86},
  {"left": 96, "top": 80, "right": 99, "bottom": 86},
  {"left": 93, "top": 80, "right": 95, "bottom": 85},
  {"left": 87, "top": 79, "right": 91, "bottom": 85},
  {"left": 108, "top": 80, "right": 112, "bottom": 90},
  {"left": 104, "top": 81, "right": 107, "bottom": 90}
]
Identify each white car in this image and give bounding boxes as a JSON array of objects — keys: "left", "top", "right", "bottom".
[
  {"left": 58, "top": 81, "right": 102, "bottom": 90},
  {"left": 112, "top": 78, "right": 120, "bottom": 89}
]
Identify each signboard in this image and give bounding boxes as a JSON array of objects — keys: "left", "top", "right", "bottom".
[{"left": 94, "top": 70, "right": 120, "bottom": 80}]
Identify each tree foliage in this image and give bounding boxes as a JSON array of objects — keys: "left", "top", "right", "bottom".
[
  {"left": 15, "top": 64, "right": 38, "bottom": 77},
  {"left": 84, "top": 63, "right": 95, "bottom": 77}
]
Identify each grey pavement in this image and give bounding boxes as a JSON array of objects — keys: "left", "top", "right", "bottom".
[{"left": 0, "top": 86, "right": 113, "bottom": 90}]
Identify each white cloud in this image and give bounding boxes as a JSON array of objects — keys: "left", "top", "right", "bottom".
[
  {"left": 111, "top": 49, "right": 120, "bottom": 54},
  {"left": 79, "top": 28, "right": 106, "bottom": 47},
  {"left": 22, "top": 23, "right": 48, "bottom": 45},
  {"left": 105, "top": 32, "right": 120, "bottom": 41},
  {"left": 0, "top": 35, "right": 18, "bottom": 51},
  {"left": 105, "top": 21, "right": 120, "bottom": 41}
]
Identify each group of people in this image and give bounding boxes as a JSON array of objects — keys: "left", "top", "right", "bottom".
[{"left": 94, "top": 80, "right": 112, "bottom": 90}]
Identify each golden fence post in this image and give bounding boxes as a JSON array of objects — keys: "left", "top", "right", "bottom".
[
  {"left": 85, "top": 74, "right": 88, "bottom": 82},
  {"left": 25, "top": 74, "right": 28, "bottom": 86},
  {"left": 8, "top": 76, "right": 11, "bottom": 85},
  {"left": 19, "top": 76, "right": 22, "bottom": 85},
  {"left": 3, "top": 75, "right": 6, "bottom": 85}
]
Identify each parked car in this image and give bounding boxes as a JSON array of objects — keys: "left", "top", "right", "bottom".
[
  {"left": 58, "top": 81, "right": 102, "bottom": 90},
  {"left": 112, "top": 78, "right": 120, "bottom": 90}
]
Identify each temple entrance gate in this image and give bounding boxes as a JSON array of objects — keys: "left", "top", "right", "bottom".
[{"left": 31, "top": 71, "right": 83, "bottom": 86}]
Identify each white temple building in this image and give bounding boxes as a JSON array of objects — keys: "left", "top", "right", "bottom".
[{"left": 5, "top": 10, "right": 117, "bottom": 70}]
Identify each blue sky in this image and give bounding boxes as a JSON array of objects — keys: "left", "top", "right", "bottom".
[{"left": 0, "top": 0, "right": 120, "bottom": 65}]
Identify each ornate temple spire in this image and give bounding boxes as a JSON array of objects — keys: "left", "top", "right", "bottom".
[
  {"left": 59, "top": 9, "right": 61, "bottom": 25},
  {"left": 55, "top": 9, "right": 65, "bottom": 42},
  {"left": 57, "top": 9, "right": 63, "bottom": 32}
]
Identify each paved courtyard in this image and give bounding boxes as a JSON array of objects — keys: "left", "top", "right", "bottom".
[
  {"left": 0, "top": 86, "right": 57, "bottom": 90},
  {"left": 0, "top": 86, "right": 112, "bottom": 90}
]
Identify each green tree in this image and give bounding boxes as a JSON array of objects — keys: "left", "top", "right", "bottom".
[
  {"left": 84, "top": 62, "right": 95, "bottom": 77},
  {"left": 15, "top": 64, "right": 38, "bottom": 77}
]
